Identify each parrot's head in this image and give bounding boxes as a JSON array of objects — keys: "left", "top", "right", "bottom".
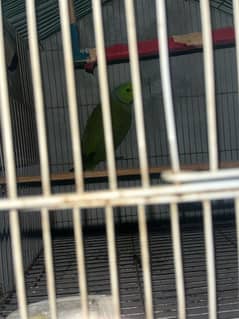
[{"left": 114, "top": 82, "right": 133, "bottom": 105}]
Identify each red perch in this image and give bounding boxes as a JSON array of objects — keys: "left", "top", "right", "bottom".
[{"left": 83, "top": 27, "right": 235, "bottom": 73}]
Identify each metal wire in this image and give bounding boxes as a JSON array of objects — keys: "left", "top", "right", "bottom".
[
  {"left": 235, "top": 199, "right": 239, "bottom": 298},
  {"left": 199, "top": 0, "right": 218, "bottom": 171},
  {"left": 92, "top": 0, "right": 117, "bottom": 190},
  {"left": 72, "top": 207, "right": 89, "bottom": 318},
  {"left": 155, "top": 4, "right": 186, "bottom": 318},
  {"left": 58, "top": 0, "right": 84, "bottom": 193},
  {"left": 124, "top": 0, "right": 150, "bottom": 188},
  {"left": 26, "top": 1, "right": 57, "bottom": 318},
  {"left": 3, "top": 0, "right": 111, "bottom": 41},
  {"left": 2, "top": 224, "right": 238, "bottom": 318},
  {"left": 195, "top": 0, "right": 233, "bottom": 15},
  {"left": 137, "top": 205, "right": 153, "bottom": 319},
  {"left": 233, "top": 0, "right": 239, "bottom": 72},
  {"left": 199, "top": 3, "right": 218, "bottom": 318},
  {"left": 203, "top": 200, "right": 217, "bottom": 319},
  {"left": 40, "top": 207, "right": 56, "bottom": 319},
  {"left": 2, "top": 178, "right": 239, "bottom": 210},
  {"left": 105, "top": 206, "right": 120, "bottom": 319},
  {"left": 0, "top": 3, "right": 28, "bottom": 319},
  {"left": 123, "top": 2, "right": 153, "bottom": 316},
  {"left": 233, "top": 2, "right": 239, "bottom": 309},
  {"left": 155, "top": 0, "right": 180, "bottom": 173},
  {"left": 91, "top": 2, "right": 121, "bottom": 317},
  {"left": 163, "top": 167, "right": 239, "bottom": 183},
  {"left": 170, "top": 203, "right": 186, "bottom": 319}
]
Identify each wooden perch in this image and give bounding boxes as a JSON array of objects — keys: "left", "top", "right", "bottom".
[
  {"left": 0, "top": 161, "right": 239, "bottom": 186},
  {"left": 78, "top": 27, "right": 235, "bottom": 73}
]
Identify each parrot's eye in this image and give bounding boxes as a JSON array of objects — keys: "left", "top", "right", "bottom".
[{"left": 126, "top": 88, "right": 131, "bottom": 92}]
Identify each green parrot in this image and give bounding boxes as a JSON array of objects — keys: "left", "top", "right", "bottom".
[{"left": 71, "top": 82, "right": 133, "bottom": 171}]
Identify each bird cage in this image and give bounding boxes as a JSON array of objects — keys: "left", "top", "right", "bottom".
[
  {"left": 0, "top": 0, "right": 239, "bottom": 318},
  {"left": 1, "top": 20, "right": 38, "bottom": 172}
]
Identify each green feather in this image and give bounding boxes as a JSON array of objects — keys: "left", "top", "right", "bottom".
[{"left": 81, "top": 82, "right": 133, "bottom": 170}]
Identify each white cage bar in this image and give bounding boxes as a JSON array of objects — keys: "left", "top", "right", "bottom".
[
  {"left": 26, "top": 1, "right": 57, "bottom": 318},
  {"left": 92, "top": 0, "right": 117, "bottom": 190},
  {"left": 59, "top": 1, "right": 89, "bottom": 317},
  {"left": 0, "top": 2, "right": 28, "bottom": 318},
  {"left": 233, "top": 2, "right": 239, "bottom": 310},
  {"left": 124, "top": 0, "right": 150, "bottom": 188}
]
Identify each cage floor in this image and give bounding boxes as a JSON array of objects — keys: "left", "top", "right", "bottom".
[{"left": 0, "top": 222, "right": 238, "bottom": 318}]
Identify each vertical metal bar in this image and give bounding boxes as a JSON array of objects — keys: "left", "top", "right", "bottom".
[
  {"left": 105, "top": 206, "right": 120, "bottom": 319},
  {"left": 235, "top": 199, "right": 239, "bottom": 284},
  {"left": 58, "top": 0, "right": 84, "bottom": 193},
  {"left": 26, "top": 1, "right": 57, "bottom": 318},
  {"left": 40, "top": 207, "right": 56, "bottom": 316},
  {"left": 92, "top": 3, "right": 119, "bottom": 315},
  {"left": 203, "top": 200, "right": 217, "bottom": 319},
  {"left": 200, "top": 2, "right": 218, "bottom": 317},
  {"left": 155, "top": 0, "right": 180, "bottom": 173},
  {"left": 26, "top": 3, "right": 51, "bottom": 195},
  {"left": 199, "top": 0, "right": 218, "bottom": 171},
  {"left": 59, "top": 0, "right": 90, "bottom": 299},
  {"left": 233, "top": 5, "right": 239, "bottom": 294},
  {"left": 170, "top": 203, "right": 186, "bottom": 319},
  {"left": 124, "top": 0, "right": 149, "bottom": 188},
  {"left": 8, "top": 211, "right": 28, "bottom": 319},
  {"left": 0, "top": 3, "right": 28, "bottom": 318},
  {"left": 137, "top": 205, "right": 153, "bottom": 319},
  {"left": 233, "top": 0, "right": 239, "bottom": 76},
  {"left": 156, "top": 3, "right": 186, "bottom": 318},
  {"left": 72, "top": 207, "right": 88, "bottom": 319},
  {"left": 0, "top": 13, "right": 17, "bottom": 201},
  {"left": 92, "top": 0, "right": 117, "bottom": 190}
]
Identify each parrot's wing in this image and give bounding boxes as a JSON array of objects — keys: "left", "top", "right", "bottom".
[
  {"left": 111, "top": 101, "right": 132, "bottom": 148},
  {"left": 81, "top": 104, "right": 106, "bottom": 168}
]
